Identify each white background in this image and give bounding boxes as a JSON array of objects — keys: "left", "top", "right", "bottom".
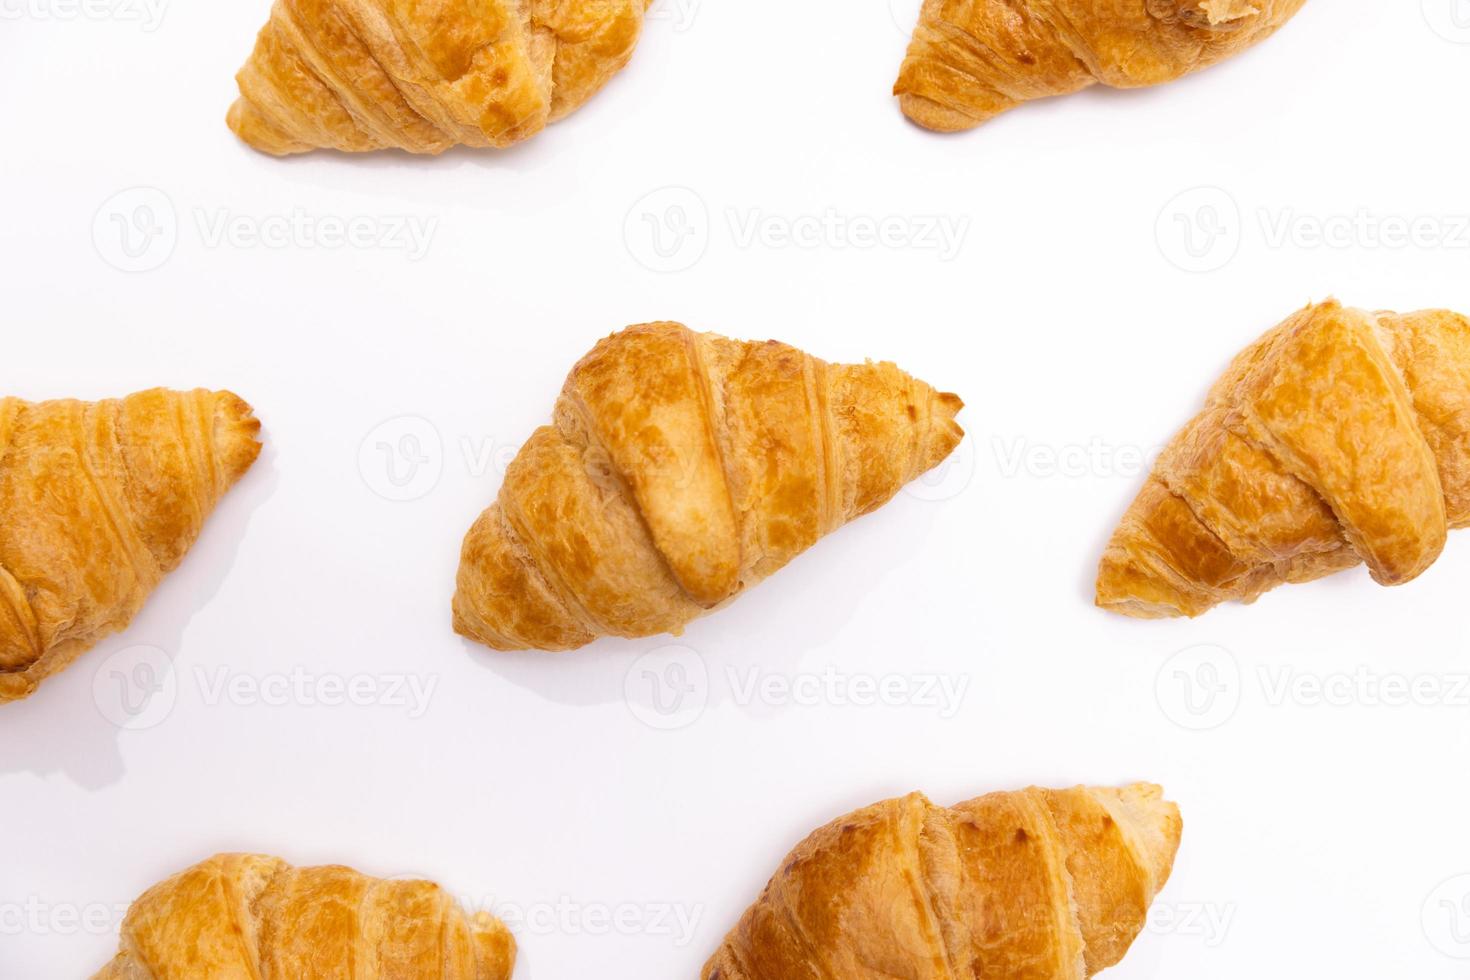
[{"left": 3, "top": 0, "right": 1470, "bottom": 976}]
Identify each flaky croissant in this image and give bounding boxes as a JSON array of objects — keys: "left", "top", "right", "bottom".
[
  {"left": 895, "top": 0, "right": 1306, "bottom": 132},
  {"left": 227, "top": 0, "right": 651, "bottom": 155},
  {"left": 704, "top": 783, "right": 1181, "bottom": 980},
  {"left": 93, "top": 854, "right": 516, "bottom": 979},
  {"left": 452, "top": 322, "right": 964, "bottom": 651},
  {"left": 0, "top": 389, "right": 261, "bottom": 703},
  {"left": 1098, "top": 300, "right": 1470, "bottom": 618}
]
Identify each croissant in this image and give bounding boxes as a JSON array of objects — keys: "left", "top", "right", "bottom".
[
  {"left": 1098, "top": 300, "right": 1470, "bottom": 618},
  {"left": 227, "top": 0, "right": 651, "bottom": 155},
  {"left": 452, "top": 322, "right": 965, "bottom": 651},
  {"left": 0, "top": 388, "right": 261, "bottom": 703},
  {"left": 92, "top": 853, "right": 516, "bottom": 979},
  {"left": 703, "top": 783, "right": 1181, "bottom": 980},
  {"left": 894, "top": 0, "right": 1306, "bottom": 132}
]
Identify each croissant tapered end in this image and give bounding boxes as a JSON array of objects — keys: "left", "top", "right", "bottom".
[
  {"left": 0, "top": 389, "right": 261, "bottom": 703},
  {"left": 702, "top": 783, "right": 1180, "bottom": 980},
  {"left": 94, "top": 854, "right": 516, "bottom": 980},
  {"left": 895, "top": 0, "right": 1306, "bottom": 132},
  {"left": 452, "top": 324, "right": 965, "bottom": 652},
  {"left": 1062, "top": 783, "right": 1183, "bottom": 975},
  {"left": 228, "top": 0, "right": 648, "bottom": 155},
  {"left": 226, "top": 91, "right": 316, "bottom": 157},
  {"left": 1094, "top": 478, "right": 1241, "bottom": 619},
  {"left": 211, "top": 389, "right": 265, "bottom": 484},
  {"left": 1084, "top": 782, "right": 1183, "bottom": 902},
  {"left": 452, "top": 497, "right": 598, "bottom": 653}
]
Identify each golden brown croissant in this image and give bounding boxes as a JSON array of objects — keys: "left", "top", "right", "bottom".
[
  {"left": 452, "top": 322, "right": 965, "bottom": 652},
  {"left": 1098, "top": 300, "right": 1470, "bottom": 618},
  {"left": 0, "top": 388, "right": 261, "bottom": 703},
  {"left": 92, "top": 853, "right": 516, "bottom": 979},
  {"left": 895, "top": 0, "right": 1306, "bottom": 132},
  {"left": 704, "top": 783, "right": 1181, "bottom": 980},
  {"left": 227, "top": 0, "right": 652, "bottom": 155}
]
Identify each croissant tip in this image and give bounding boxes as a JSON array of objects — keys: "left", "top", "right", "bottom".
[
  {"left": 0, "top": 675, "right": 37, "bottom": 703},
  {"left": 896, "top": 93, "right": 987, "bottom": 133},
  {"left": 225, "top": 96, "right": 314, "bottom": 157}
]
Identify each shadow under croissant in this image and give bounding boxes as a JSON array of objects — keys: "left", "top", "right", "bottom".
[
  {"left": 0, "top": 444, "right": 278, "bottom": 791},
  {"left": 461, "top": 494, "right": 954, "bottom": 711}
]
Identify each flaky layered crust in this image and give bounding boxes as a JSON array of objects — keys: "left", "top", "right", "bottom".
[
  {"left": 228, "top": 0, "right": 651, "bottom": 155},
  {"left": 895, "top": 0, "right": 1307, "bottom": 131},
  {"left": 0, "top": 389, "right": 261, "bottom": 703},
  {"left": 92, "top": 854, "right": 516, "bottom": 979},
  {"left": 703, "top": 784, "right": 1182, "bottom": 980},
  {"left": 1098, "top": 300, "right": 1470, "bottom": 617},
  {"left": 452, "top": 322, "right": 965, "bottom": 651}
]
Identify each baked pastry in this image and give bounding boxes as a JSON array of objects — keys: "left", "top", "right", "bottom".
[
  {"left": 1098, "top": 300, "right": 1470, "bottom": 618},
  {"left": 895, "top": 0, "right": 1306, "bottom": 132},
  {"left": 92, "top": 853, "right": 516, "bottom": 979},
  {"left": 703, "top": 783, "right": 1181, "bottom": 980},
  {"left": 453, "top": 322, "right": 964, "bottom": 651},
  {"left": 0, "top": 388, "right": 261, "bottom": 703},
  {"left": 228, "top": 0, "right": 651, "bottom": 155}
]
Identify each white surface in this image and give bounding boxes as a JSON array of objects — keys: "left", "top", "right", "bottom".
[{"left": 3, "top": 1, "right": 1470, "bottom": 976}]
